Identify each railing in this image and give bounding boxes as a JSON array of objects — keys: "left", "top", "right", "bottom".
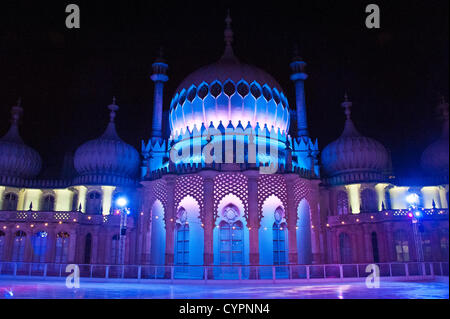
[
  {"left": 0, "top": 261, "right": 447, "bottom": 282},
  {"left": 0, "top": 211, "right": 133, "bottom": 226},
  {"left": 328, "top": 208, "right": 448, "bottom": 226}
]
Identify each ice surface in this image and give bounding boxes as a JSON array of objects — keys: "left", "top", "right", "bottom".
[{"left": 0, "top": 278, "right": 448, "bottom": 299}]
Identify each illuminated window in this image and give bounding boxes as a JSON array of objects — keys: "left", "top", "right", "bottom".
[
  {"left": 2, "top": 193, "right": 18, "bottom": 211},
  {"left": 0, "top": 231, "right": 5, "bottom": 261},
  {"left": 273, "top": 222, "right": 287, "bottom": 265},
  {"left": 111, "top": 234, "right": 120, "bottom": 264},
  {"left": 219, "top": 220, "right": 243, "bottom": 265},
  {"left": 394, "top": 230, "right": 409, "bottom": 262},
  {"left": 86, "top": 191, "right": 102, "bottom": 215},
  {"left": 32, "top": 231, "right": 48, "bottom": 263},
  {"left": 339, "top": 233, "right": 352, "bottom": 264},
  {"left": 42, "top": 195, "right": 55, "bottom": 212},
  {"left": 12, "top": 231, "right": 26, "bottom": 262},
  {"left": 55, "top": 232, "right": 70, "bottom": 263},
  {"left": 361, "top": 189, "right": 377, "bottom": 212},
  {"left": 337, "top": 191, "right": 349, "bottom": 215}
]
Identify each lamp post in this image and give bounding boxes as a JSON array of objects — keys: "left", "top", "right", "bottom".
[
  {"left": 406, "top": 193, "right": 424, "bottom": 262},
  {"left": 115, "top": 197, "right": 129, "bottom": 265}
]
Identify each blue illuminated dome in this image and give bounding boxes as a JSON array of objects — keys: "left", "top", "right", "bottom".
[{"left": 169, "top": 14, "right": 290, "bottom": 136}]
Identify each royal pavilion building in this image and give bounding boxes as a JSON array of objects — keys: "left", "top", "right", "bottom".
[{"left": 0, "top": 13, "right": 448, "bottom": 279}]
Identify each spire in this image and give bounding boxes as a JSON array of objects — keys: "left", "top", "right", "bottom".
[
  {"left": 1, "top": 98, "right": 24, "bottom": 143},
  {"left": 340, "top": 93, "right": 360, "bottom": 137},
  {"left": 221, "top": 9, "right": 237, "bottom": 61},
  {"left": 102, "top": 97, "right": 120, "bottom": 140}
]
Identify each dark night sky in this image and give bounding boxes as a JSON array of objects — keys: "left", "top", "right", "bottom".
[{"left": 0, "top": 0, "right": 448, "bottom": 179}]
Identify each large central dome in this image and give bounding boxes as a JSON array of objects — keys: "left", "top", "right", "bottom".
[{"left": 169, "top": 13, "right": 290, "bottom": 137}]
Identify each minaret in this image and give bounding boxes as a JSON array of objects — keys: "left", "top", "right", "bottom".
[
  {"left": 150, "top": 48, "right": 169, "bottom": 138},
  {"left": 290, "top": 46, "right": 309, "bottom": 137}
]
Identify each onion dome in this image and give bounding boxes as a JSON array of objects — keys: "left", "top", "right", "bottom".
[
  {"left": 0, "top": 99, "right": 42, "bottom": 184},
  {"left": 421, "top": 97, "right": 449, "bottom": 175},
  {"left": 73, "top": 98, "right": 140, "bottom": 185},
  {"left": 321, "top": 95, "right": 390, "bottom": 184},
  {"left": 169, "top": 11, "right": 290, "bottom": 136}
]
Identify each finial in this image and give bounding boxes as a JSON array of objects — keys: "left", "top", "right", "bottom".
[
  {"left": 223, "top": 9, "right": 234, "bottom": 58},
  {"left": 341, "top": 92, "right": 352, "bottom": 120},
  {"left": 11, "top": 97, "right": 23, "bottom": 125},
  {"left": 108, "top": 96, "right": 119, "bottom": 123}
]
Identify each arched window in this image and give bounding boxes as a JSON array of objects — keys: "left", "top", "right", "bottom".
[
  {"left": 12, "top": 231, "right": 26, "bottom": 262},
  {"left": 371, "top": 232, "right": 380, "bottom": 263},
  {"left": 3, "top": 193, "right": 18, "bottom": 211},
  {"left": 55, "top": 232, "right": 70, "bottom": 263},
  {"left": 394, "top": 230, "right": 409, "bottom": 262},
  {"left": 111, "top": 234, "right": 120, "bottom": 264},
  {"left": 42, "top": 195, "right": 55, "bottom": 211},
  {"left": 361, "top": 188, "right": 377, "bottom": 212},
  {"left": 421, "top": 231, "right": 432, "bottom": 261},
  {"left": 86, "top": 191, "right": 102, "bottom": 215},
  {"left": 84, "top": 233, "right": 92, "bottom": 264},
  {"left": 0, "top": 231, "right": 5, "bottom": 261},
  {"left": 339, "top": 233, "right": 352, "bottom": 264},
  {"left": 219, "top": 220, "right": 244, "bottom": 265},
  {"left": 174, "top": 207, "right": 189, "bottom": 266},
  {"left": 337, "top": 191, "right": 349, "bottom": 215},
  {"left": 71, "top": 193, "right": 79, "bottom": 211},
  {"left": 440, "top": 229, "right": 449, "bottom": 261},
  {"left": 32, "top": 231, "right": 48, "bottom": 263},
  {"left": 272, "top": 206, "right": 287, "bottom": 265}
]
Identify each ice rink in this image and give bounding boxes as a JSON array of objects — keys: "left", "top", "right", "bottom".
[{"left": 0, "top": 278, "right": 448, "bottom": 299}]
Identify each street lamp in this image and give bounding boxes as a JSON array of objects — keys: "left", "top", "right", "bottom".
[
  {"left": 115, "top": 196, "right": 129, "bottom": 265},
  {"left": 406, "top": 193, "right": 423, "bottom": 262}
]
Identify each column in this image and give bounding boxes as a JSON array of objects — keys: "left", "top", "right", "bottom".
[
  {"left": 163, "top": 175, "right": 176, "bottom": 267},
  {"left": 285, "top": 175, "right": 298, "bottom": 264},
  {"left": 245, "top": 171, "right": 259, "bottom": 279}
]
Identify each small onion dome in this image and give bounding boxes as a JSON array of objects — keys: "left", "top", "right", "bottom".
[
  {"left": 421, "top": 98, "right": 449, "bottom": 175},
  {"left": 73, "top": 98, "right": 140, "bottom": 185},
  {"left": 0, "top": 99, "right": 42, "bottom": 182},
  {"left": 321, "top": 95, "right": 390, "bottom": 185},
  {"left": 170, "top": 11, "right": 290, "bottom": 136}
]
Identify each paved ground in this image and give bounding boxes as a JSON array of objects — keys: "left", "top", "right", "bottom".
[{"left": 0, "top": 277, "right": 448, "bottom": 299}]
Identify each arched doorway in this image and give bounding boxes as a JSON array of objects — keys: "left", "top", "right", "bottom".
[
  {"left": 213, "top": 195, "right": 249, "bottom": 279},
  {"left": 297, "top": 199, "right": 312, "bottom": 264},
  {"left": 150, "top": 200, "right": 166, "bottom": 266}
]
